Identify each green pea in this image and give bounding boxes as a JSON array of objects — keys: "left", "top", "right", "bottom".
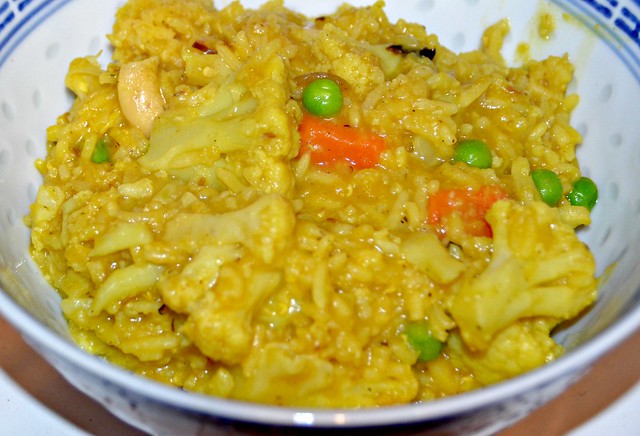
[
  {"left": 91, "top": 137, "right": 110, "bottom": 163},
  {"left": 302, "top": 78, "right": 343, "bottom": 117},
  {"left": 453, "top": 139, "right": 492, "bottom": 169},
  {"left": 405, "top": 321, "right": 444, "bottom": 362},
  {"left": 567, "top": 177, "right": 598, "bottom": 210},
  {"left": 532, "top": 169, "right": 563, "bottom": 206}
]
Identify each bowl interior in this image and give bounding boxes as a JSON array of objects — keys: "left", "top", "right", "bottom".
[{"left": 1, "top": 0, "right": 640, "bottom": 428}]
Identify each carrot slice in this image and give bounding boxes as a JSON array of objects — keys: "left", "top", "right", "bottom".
[
  {"left": 298, "top": 114, "right": 385, "bottom": 169},
  {"left": 427, "top": 185, "right": 508, "bottom": 237}
]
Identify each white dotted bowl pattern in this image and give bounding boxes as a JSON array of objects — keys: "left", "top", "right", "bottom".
[{"left": 1, "top": 0, "right": 640, "bottom": 434}]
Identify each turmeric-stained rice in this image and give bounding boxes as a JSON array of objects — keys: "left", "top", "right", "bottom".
[{"left": 29, "top": 0, "right": 597, "bottom": 407}]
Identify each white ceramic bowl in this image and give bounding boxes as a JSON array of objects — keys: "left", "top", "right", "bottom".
[{"left": 1, "top": 0, "right": 640, "bottom": 434}]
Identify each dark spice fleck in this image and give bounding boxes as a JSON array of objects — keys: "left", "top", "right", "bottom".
[
  {"left": 192, "top": 40, "right": 217, "bottom": 54},
  {"left": 419, "top": 47, "right": 437, "bottom": 60},
  {"left": 384, "top": 44, "right": 436, "bottom": 60},
  {"left": 386, "top": 44, "right": 404, "bottom": 54}
]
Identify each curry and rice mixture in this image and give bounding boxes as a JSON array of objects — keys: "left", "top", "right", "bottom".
[{"left": 28, "top": 0, "right": 599, "bottom": 407}]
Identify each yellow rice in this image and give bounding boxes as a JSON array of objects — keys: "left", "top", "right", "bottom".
[{"left": 28, "top": 0, "right": 597, "bottom": 407}]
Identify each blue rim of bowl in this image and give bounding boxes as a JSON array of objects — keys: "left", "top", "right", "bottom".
[
  {"left": 0, "top": 0, "right": 70, "bottom": 68},
  {"left": 1, "top": 0, "right": 640, "bottom": 428},
  {"left": 554, "top": 0, "right": 640, "bottom": 85}
]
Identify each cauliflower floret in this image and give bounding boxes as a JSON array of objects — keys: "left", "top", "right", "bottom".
[
  {"left": 317, "top": 24, "right": 386, "bottom": 96},
  {"left": 448, "top": 318, "right": 563, "bottom": 385},
  {"left": 157, "top": 194, "right": 296, "bottom": 364},
  {"left": 183, "top": 269, "right": 282, "bottom": 365},
  {"left": 138, "top": 40, "right": 296, "bottom": 195},
  {"left": 158, "top": 244, "right": 243, "bottom": 314},
  {"left": 451, "top": 199, "right": 597, "bottom": 351},
  {"left": 137, "top": 79, "right": 259, "bottom": 170},
  {"left": 162, "top": 193, "right": 296, "bottom": 264}
]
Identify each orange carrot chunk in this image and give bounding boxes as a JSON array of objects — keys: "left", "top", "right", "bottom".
[
  {"left": 298, "top": 114, "right": 385, "bottom": 169},
  {"left": 427, "top": 185, "right": 508, "bottom": 237}
]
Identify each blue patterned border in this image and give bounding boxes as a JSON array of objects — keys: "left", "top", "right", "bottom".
[
  {"left": 0, "top": 0, "right": 69, "bottom": 68},
  {"left": 553, "top": 0, "right": 640, "bottom": 83}
]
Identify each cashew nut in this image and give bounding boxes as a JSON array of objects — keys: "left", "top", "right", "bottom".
[{"left": 117, "top": 57, "right": 165, "bottom": 137}]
